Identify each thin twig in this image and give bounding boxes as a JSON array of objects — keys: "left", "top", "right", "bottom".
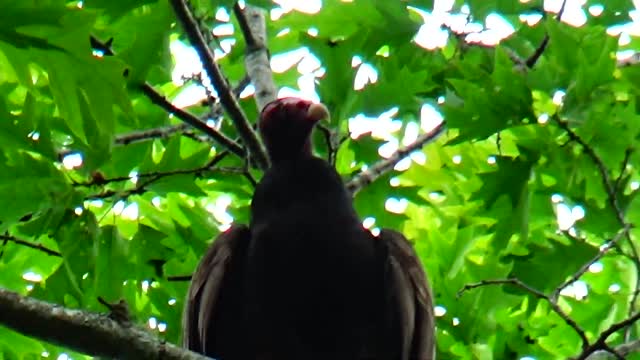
[
  {"left": 552, "top": 225, "right": 632, "bottom": 301},
  {"left": 613, "top": 148, "right": 633, "bottom": 194},
  {"left": 316, "top": 124, "right": 344, "bottom": 166},
  {"left": 140, "top": 83, "right": 245, "bottom": 157},
  {"left": 166, "top": 275, "right": 192, "bottom": 282},
  {"left": 89, "top": 37, "right": 242, "bottom": 150},
  {"left": 576, "top": 312, "right": 640, "bottom": 360},
  {"left": 555, "top": 118, "right": 623, "bottom": 220},
  {"left": 554, "top": 115, "right": 640, "bottom": 340},
  {"left": 523, "top": 0, "right": 567, "bottom": 68},
  {"left": 0, "top": 235, "right": 62, "bottom": 257},
  {"left": 554, "top": 117, "right": 637, "bottom": 245},
  {"left": 346, "top": 122, "right": 446, "bottom": 194},
  {"left": 76, "top": 151, "right": 230, "bottom": 188},
  {"left": 84, "top": 152, "right": 229, "bottom": 200},
  {"left": 458, "top": 278, "right": 589, "bottom": 348},
  {"left": 169, "top": 0, "right": 269, "bottom": 170},
  {"left": 524, "top": 35, "right": 548, "bottom": 68},
  {"left": 114, "top": 124, "right": 199, "bottom": 145},
  {"left": 557, "top": 0, "right": 569, "bottom": 20}
]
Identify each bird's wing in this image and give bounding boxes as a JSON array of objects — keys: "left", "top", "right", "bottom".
[
  {"left": 379, "top": 228, "right": 436, "bottom": 360},
  {"left": 182, "top": 225, "right": 251, "bottom": 353}
]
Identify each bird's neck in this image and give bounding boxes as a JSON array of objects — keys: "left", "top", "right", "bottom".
[
  {"left": 250, "top": 156, "right": 357, "bottom": 225},
  {"left": 266, "top": 138, "right": 313, "bottom": 164}
]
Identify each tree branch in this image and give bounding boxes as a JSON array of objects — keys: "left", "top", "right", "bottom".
[
  {"left": 458, "top": 278, "right": 589, "bottom": 348},
  {"left": 0, "top": 288, "right": 208, "bottom": 360},
  {"left": 576, "top": 312, "right": 640, "bottom": 360},
  {"left": 140, "top": 83, "right": 245, "bottom": 157},
  {"left": 115, "top": 123, "right": 188, "bottom": 145},
  {"left": 613, "top": 148, "right": 633, "bottom": 194},
  {"left": 0, "top": 234, "right": 61, "bottom": 257},
  {"left": 523, "top": 0, "right": 567, "bottom": 68},
  {"left": 169, "top": 0, "right": 269, "bottom": 170},
  {"left": 117, "top": 74, "right": 253, "bottom": 147},
  {"left": 579, "top": 340, "right": 640, "bottom": 359},
  {"left": 345, "top": 121, "right": 446, "bottom": 194},
  {"left": 84, "top": 151, "right": 229, "bottom": 200},
  {"left": 233, "top": 3, "right": 278, "bottom": 112},
  {"left": 166, "top": 275, "right": 192, "bottom": 282},
  {"left": 553, "top": 115, "right": 640, "bottom": 327},
  {"left": 616, "top": 339, "right": 640, "bottom": 357},
  {"left": 552, "top": 225, "right": 632, "bottom": 302}
]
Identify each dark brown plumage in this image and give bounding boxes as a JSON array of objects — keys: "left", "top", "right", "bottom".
[{"left": 182, "top": 97, "right": 435, "bottom": 359}]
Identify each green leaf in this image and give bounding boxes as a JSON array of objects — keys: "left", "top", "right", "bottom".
[
  {"left": 0, "top": 152, "right": 73, "bottom": 224},
  {"left": 111, "top": 1, "right": 173, "bottom": 83},
  {"left": 93, "top": 225, "right": 131, "bottom": 300},
  {"left": 472, "top": 153, "right": 537, "bottom": 209},
  {"left": 505, "top": 236, "right": 599, "bottom": 292}
]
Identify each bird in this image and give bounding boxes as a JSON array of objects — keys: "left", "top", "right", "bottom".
[{"left": 182, "top": 97, "right": 436, "bottom": 360}]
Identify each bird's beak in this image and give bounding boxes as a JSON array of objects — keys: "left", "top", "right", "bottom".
[{"left": 307, "top": 102, "right": 330, "bottom": 123}]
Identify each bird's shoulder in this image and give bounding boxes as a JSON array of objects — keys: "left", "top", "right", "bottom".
[
  {"left": 377, "top": 229, "right": 433, "bottom": 308},
  {"left": 183, "top": 224, "right": 251, "bottom": 351},
  {"left": 186, "top": 224, "right": 251, "bottom": 302}
]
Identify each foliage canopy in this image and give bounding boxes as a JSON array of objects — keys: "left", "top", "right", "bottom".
[{"left": 1, "top": 0, "right": 640, "bottom": 359}]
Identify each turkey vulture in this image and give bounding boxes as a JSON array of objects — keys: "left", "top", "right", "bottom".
[{"left": 182, "top": 98, "right": 436, "bottom": 359}]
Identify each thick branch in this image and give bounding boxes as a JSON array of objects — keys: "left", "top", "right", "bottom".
[
  {"left": 346, "top": 122, "right": 446, "bottom": 194},
  {"left": 0, "top": 288, "right": 207, "bottom": 359},
  {"left": 233, "top": 3, "right": 278, "bottom": 111},
  {"left": 169, "top": 0, "right": 269, "bottom": 170}
]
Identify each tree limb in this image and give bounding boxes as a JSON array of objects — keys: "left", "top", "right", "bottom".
[
  {"left": 140, "top": 83, "right": 245, "bottom": 157},
  {"left": 553, "top": 115, "right": 640, "bottom": 329},
  {"left": 551, "top": 225, "right": 632, "bottom": 302},
  {"left": 0, "top": 288, "right": 208, "bottom": 360},
  {"left": 613, "top": 148, "right": 633, "bottom": 194},
  {"left": 345, "top": 121, "right": 446, "bottom": 194},
  {"left": 458, "top": 278, "right": 589, "bottom": 348},
  {"left": 233, "top": 3, "right": 278, "bottom": 112},
  {"left": 523, "top": 0, "right": 567, "bottom": 68},
  {"left": 576, "top": 313, "right": 640, "bottom": 360},
  {"left": 85, "top": 152, "right": 230, "bottom": 201},
  {"left": 169, "top": 0, "right": 269, "bottom": 170},
  {"left": 0, "top": 234, "right": 61, "bottom": 257},
  {"left": 584, "top": 346, "right": 633, "bottom": 360},
  {"left": 616, "top": 339, "right": 640, "bottom": 357},
  {"left": 114, "top": 123, "right": 211, "bottom": 145}
]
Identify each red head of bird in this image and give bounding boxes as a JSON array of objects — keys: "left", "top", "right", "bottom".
[{"left": 259, "top": 97, "right": 329, "bottom": 163}]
